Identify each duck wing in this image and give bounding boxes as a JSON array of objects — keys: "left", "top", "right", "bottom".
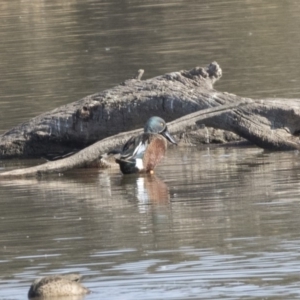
[{"left": 120, "top": 134, "right": 150, "bottom": 159}]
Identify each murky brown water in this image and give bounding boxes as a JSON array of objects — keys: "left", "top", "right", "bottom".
[
  {"left": 1, "top": 0, "right": 300, "bottom": 133},
  {"left": 2, "top": 147, "right": 300, "bottom": 299},
  {"left": 1, "top": 0, "right": 300, "bottom": 299}
]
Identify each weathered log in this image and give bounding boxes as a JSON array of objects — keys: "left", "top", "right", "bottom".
[
  {"left": 0, "top": 97, "right": 299, "bottom": 178},
  {"left": 1, "top": 61, "right": 300, "bottom": 178},
  {"left": 0, "top": 103, "right": 246, "bottom": 178},
  {"left": 0, "top": 62, "right": 222, "bottom": 159},
  {"left": 204, "top": 98, "right": 300, "bottom": 151}
]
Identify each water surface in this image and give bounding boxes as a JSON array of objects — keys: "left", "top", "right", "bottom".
[
  {"left": 2, "top": 147, "right": 300, "bottom": 299},
  {"left": 1, "top": 1, "right": 300, "bottom": 299},
  {"left": 1, "top": 0, "right": 300, "bottom": 132}
]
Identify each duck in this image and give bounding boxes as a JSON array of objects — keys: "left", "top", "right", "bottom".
[
  {"left": 115, "top": 116, "right": 177, "bottom": 174},
  {"left": 28, "top": 274, "right": 90, "bottom": 298}
]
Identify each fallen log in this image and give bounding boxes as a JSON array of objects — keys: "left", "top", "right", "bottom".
[
  {"left": 1, "top": 61, "right": 300, "bottom": 178},
  {"left": 0, "top": 62, "right": 223, "bottom": 159},
  {"left": 0, "top": 103, "right": 246, "bottom": 178}
]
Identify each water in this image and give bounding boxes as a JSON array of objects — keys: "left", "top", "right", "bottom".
[
  {"left": 1, "top": 0, "right": 300, "bottom": 299},
  {"left": 1, "top": 0, "right": 300, "bottom": 133},
  {"left": 2, "top": 147, "right": 300, "bottom": 299}
]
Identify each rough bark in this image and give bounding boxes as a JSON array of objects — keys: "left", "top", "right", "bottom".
[
  {"left": 1, "top": 61, "right": 300, "bottom": 178},
  {"left": 0, "top": 62, "right": 222, "bottom": 159},
  {"left": 0, "top": 103, "right": 244, "bottom": 178}
]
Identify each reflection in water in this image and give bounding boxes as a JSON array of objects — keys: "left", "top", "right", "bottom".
[
  {"left": 120, "top": 174, "right": 170, "bottom": 206},
  {"left": 119, "top": 174, "right": 171, "bottom": 230}
]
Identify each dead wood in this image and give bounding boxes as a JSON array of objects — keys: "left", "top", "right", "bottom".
[
  {"left": 0, "top": 62, "right": 222, "bottom": 159},
  {"left": 1, "top": 61, "right": 300, "bottom": 178},
  {"left": 0, "top": 103, "right": 244, "bottom": 178}
]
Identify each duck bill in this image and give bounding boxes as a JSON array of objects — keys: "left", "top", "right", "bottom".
[{"left": 162, "top": 128, "right": 177, "bottom": 145}]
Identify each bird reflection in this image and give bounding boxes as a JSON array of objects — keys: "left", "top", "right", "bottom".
[{"left": 120, "top": 174, "right": 170, "bottom": 206}]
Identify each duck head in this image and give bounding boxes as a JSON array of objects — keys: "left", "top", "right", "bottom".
[{"left": 144, "top": 116, "right": 177, "bottom": 145}]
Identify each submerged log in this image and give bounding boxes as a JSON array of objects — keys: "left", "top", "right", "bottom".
[{"left": 1, "top": 61, "right": 300, "bottom": 178}]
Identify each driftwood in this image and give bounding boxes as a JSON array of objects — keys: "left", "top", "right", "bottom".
[
  {"left": 1, "top": 61, "right": 300, "bottom": 178},
  {"left": 0, "top": 61, "right": 227, "bottom": 159}
]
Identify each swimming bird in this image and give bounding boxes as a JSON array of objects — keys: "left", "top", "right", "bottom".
[
  {"left": 116, "top": 116, "right": 177, "bottom": 174},
  {"left": 28, "top": 274, "right": 90, "bottom": 298}
]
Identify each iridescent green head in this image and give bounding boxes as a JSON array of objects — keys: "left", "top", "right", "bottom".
[{"left": 144, "top": 116, "right": 177, "bottom": 144}]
